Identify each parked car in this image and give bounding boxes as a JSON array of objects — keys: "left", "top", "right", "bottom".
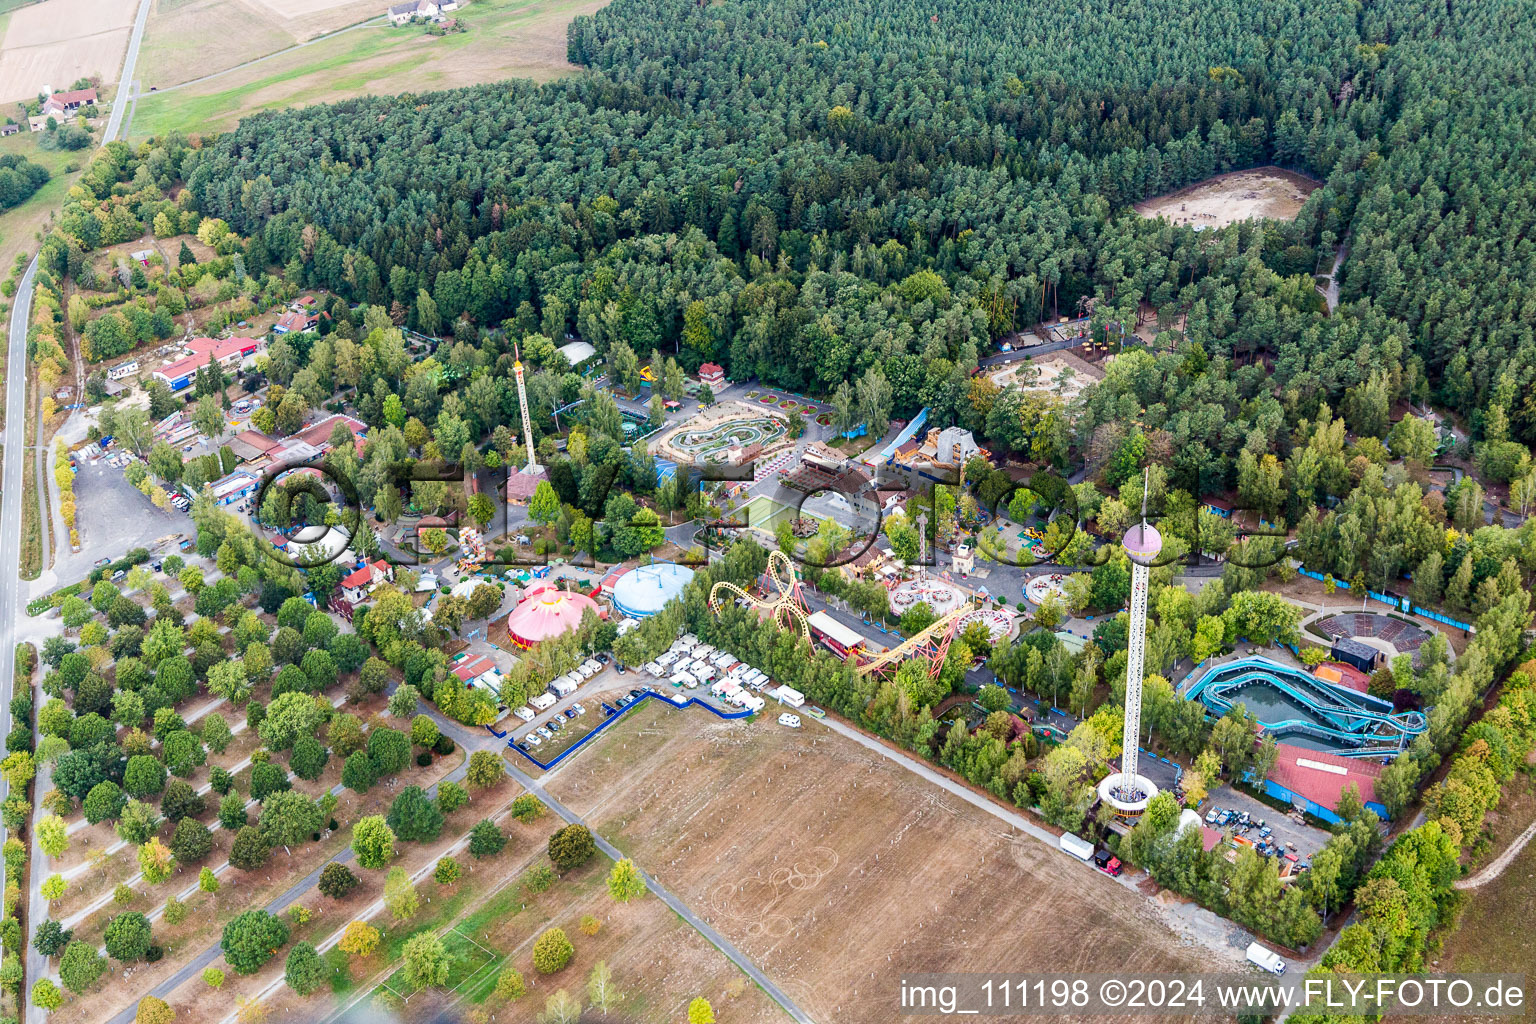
[
  {"left": 596, "top": 653, "right": 611, "bottom": 664},
  {"left": 514, "top": 742, "right": 529, "bottom": 753},
  {"left": 615, "top": 663, "right": 627, "bottom": 674},
  {"left": 525, "top": 734, "right": 543, "bottom": 748},
  {"left": 563, "top": 708, "right": 578, "bottom": 720},
  {"left": 547, "top": 717, "right": 562, "bottom": 732},
  {"left": 1204, "top": 808, "right": 1220, "bottom": 825},
  {"left": 536, "top": 726, "right": 553, "bottom": 740},
  {"left": 111, "top": 569, "right": 126, "bottom": 581},
  {"left": 93, "top": 557, "right": 111, "bottom": 568},
  {"left": 571, "top": 703, "right": 586, "bottom": 716},
  {"left": 616, "top": 695, "right": 633, "bottom": 708},
  {"left": 628, "top": 688, "right": 645, "bottom": 699}
]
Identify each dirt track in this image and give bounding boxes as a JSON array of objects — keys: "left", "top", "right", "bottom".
[{"left": 548, "top": 704, "right": 1226, "bottom": 1024}]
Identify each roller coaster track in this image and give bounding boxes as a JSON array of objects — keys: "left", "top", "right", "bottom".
[
  {"left": 708, "top": 551, "right": 812, "bottom": 646},
  {"left": 857, "top": 601, "right": 974, "bottom": 678},
  {"left": 1186, "top": 658, "right": 1427, "bottom": 749}
]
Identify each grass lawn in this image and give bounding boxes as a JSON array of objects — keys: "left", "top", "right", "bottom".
[
  {"left": 378, "top": 925, "right": 504, "bottom": 1002},
  {"left": 130, "top": 0, "right": 606, "bottom": 140},
  {"left": 0, "top": 129, "right": 86, "bottom": 276}
]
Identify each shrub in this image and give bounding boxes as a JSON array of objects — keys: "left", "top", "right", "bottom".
[
  {"left": 465, "top": 750, "right": 501, "bottom": 788},
  {"left": 171, "top": 818, "right": 213, "bottom": 863},
  {"left": 547, "top": 824, "right": 596, "bottom": 871},
  {"left": 103, "top": 912, "right": 153, "bottom": 962},
  {"left": 163, "top": 897, "right": 189, "bottom": 926},
  {"left": 607, "top": 858, "right": 646, "bottom": 903},
  {"left": 531, "top": 928, "right": 573, "bottom": 974},
  {"left": 160, "top": 778, "right": 205, "bottom": 822},
  {"left": 209, "top": 766, "right": 235, "bottom": 794},
  {"left": 468, "top": 819, "right": 506, "bottom": 859},
  {"left": 522, "top": 864, "right": 556, "bottom": 894},
  {"left": 510, "top": 794, "right": 544, "bottom": 822},
  {"left": 338, "top": 921, "right": 379, "bottom": 957},
  {"left": 284, "top": 942, "right": 325, "bottom": 996},
  {"left": 318, "top": 862, "right": 359, "bottom": 900},
  {"left": 229, "top": 826, "right": 271, "bottom": 871},
  {"left": 415, "top": 750, "right": 432, "bottom": 767},
  {"left": 221, "top": 910, "right": 291, "bottom": 975},
  {"left": 436, "top": 780, "right": 467, "bottom": 814},
  {"left": 59, "top": 939, "right": 106, "bottom": 993},
  {"left": 434, "top": 857, "right": 461, "bottom": 885},
  {"left": 386, "top": 785, "right": 443, "bottom": 842},
  {"left": 494, "top": 966, "right": 526, "bottom": 1000},
  {"left": 578, "top": 915, "right": 602, "bottom": 936}
]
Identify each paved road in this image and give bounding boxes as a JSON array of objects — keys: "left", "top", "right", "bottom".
[
  {"left": 0, "top": 256, "right": 34, "bottom": 911},
  {"left": 497, "top": 757, "right": 816, "bottom": 1024},
  {"left": 977, "top": 336, "right": 1089, "bottom": 368},
  {"left": 2, "top": 258, "right": 38, "bottom": 1016},
  {"left": 103, "top": 0, "right": 152, "bottom": 144}
]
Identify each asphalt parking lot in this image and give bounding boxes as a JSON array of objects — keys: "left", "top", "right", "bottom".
[
  {"left": 61, "top": 458, "right": 186, "bottom": 581},
  {"left": 1204, "top": 784, "right": 1331, "bottom": 865}
]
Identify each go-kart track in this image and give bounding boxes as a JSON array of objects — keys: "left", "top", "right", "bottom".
[{"left": 653, "top": 400, "right": 790, "bottom": 465}]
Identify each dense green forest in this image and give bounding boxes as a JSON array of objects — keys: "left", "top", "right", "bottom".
[{"left": 49, "top": 0, "right": 1535, "bottom": 471}]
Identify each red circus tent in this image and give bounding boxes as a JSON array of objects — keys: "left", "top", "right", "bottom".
[{"left": 505, "top": 584, "right": 602, "bottom": 649}]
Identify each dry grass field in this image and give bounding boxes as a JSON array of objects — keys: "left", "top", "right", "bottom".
[
  {"left": 546, "top": 703, "right": 1226, "bottom": 1024},
  {"left": 131, "top": 0, "right": 604, "bottom": 138},
  {"left": 136, "top": 0, "right": 385, "bottom": 90},
  {"left": 0, "top": 0, "right": 133, "bottom": 102},
  {"left": 1135, "top": 167, "right": 1319, "bottom": 230}
]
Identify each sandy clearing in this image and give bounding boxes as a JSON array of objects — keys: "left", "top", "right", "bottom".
[{"left": 1135, "top": 167, "right": 1320, "bottom": 230}]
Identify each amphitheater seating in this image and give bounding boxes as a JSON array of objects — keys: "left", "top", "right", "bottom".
[{"left": 1318, "top": 612, "right": 1434, "bottom": 664}]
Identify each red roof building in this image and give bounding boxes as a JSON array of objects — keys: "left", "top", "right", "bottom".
[
  {"left": 292, "top": 413, "right": 367, "bottom": 451},
  {"left": 1258, "top": 743, "right": 1387, "bottom": 823},
  {"left": 153, "top": 336, "right": 263, "bottom": 392},
  {"left": 697, "top": 362, "right": 725, "bottom": 387}
]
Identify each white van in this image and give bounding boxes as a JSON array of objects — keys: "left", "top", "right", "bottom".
[
  {"left": 1245, "top": 943, "right": 1286, "bottom": 975},
  {"left": 513, "top": 706, "right": 535, "bottom": 722}
]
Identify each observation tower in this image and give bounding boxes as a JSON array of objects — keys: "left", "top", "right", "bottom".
[{"left": 1097, "top": 470, "right": 1161, "bottom": 819}]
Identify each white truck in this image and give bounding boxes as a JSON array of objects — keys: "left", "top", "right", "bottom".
[
  {"left": 1245, "top": 942, "right": 1286, "bottom": 975},
  {"left": 529, "top": 693, "right": 557, "bottom": 711},
  {"left": 1059, "top": 832, "right": 1095, "bottom": 862}
]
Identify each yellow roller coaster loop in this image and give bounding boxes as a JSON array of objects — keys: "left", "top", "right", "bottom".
[
  {"left": 855, "top": 601, "right": 974, "bottom": 678},
  {"left": 708, "top": 551, "right": 812, "bottom": 646}
]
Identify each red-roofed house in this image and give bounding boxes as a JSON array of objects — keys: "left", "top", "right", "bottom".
[
  {"left": 292, "top": 413, "right": 367, "bottom": 451},
  {"left": 153, "top": 336, "right": 263, "bottom": 392},
  {"left": 697, "top": 362, "right": 725, "bottom": 388},
  {"left": 1252, "top": 743, "right": 1387, "bottom": 823},
  {"left": 338, "top": 559, "right": 394, "bottom": 607}
]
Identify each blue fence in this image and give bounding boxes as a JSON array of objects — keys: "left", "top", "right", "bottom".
[
  {"left": 495, "top": 691, "right": 754, "bottom": 772},
  {"left": 1296, "top": 567, "right": 1475, "bottom": 632}
]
